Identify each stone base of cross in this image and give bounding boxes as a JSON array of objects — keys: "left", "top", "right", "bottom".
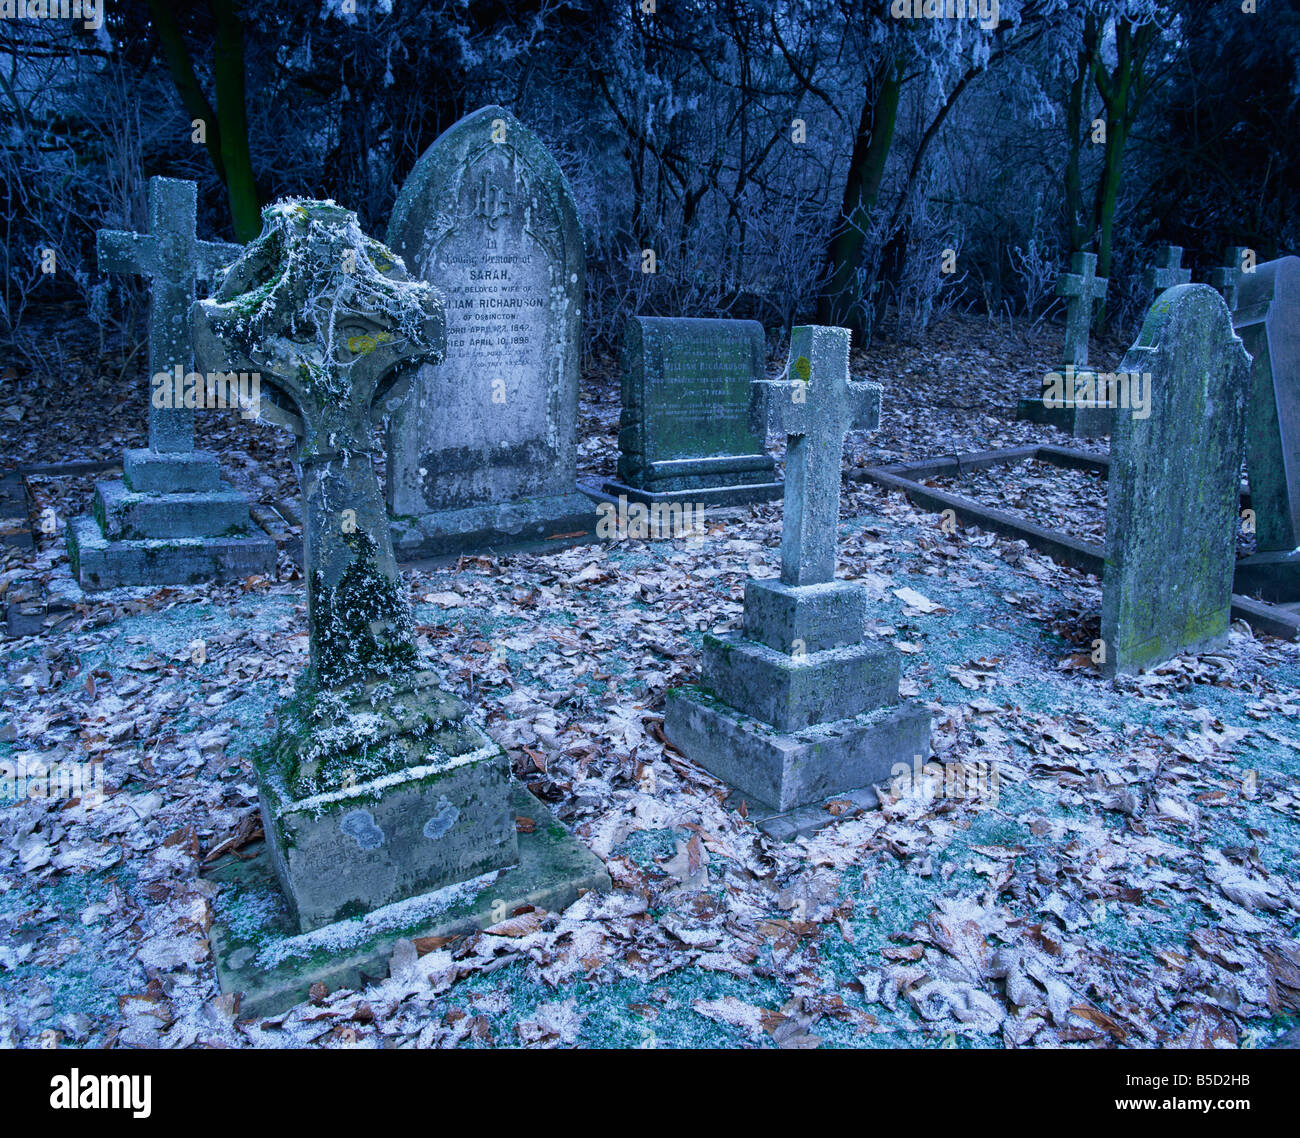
[{"left": 665, "top": 324, "right": 930, "bottom": 837}]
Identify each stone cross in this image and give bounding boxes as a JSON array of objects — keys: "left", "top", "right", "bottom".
[
  {"left": 1056, "top": 252, "right": 1108, "bottom": 367},
  {"left": 1144, "top": 244, "right": 1191, "bottom": 298},
  {"left": 1210, "top": 246, "right": 1250, "bottom": 313},
  {"left": 756, "top": 325, "right": 880, "bottom": 587},
  {"left": 99, "top": 177, "right": 241, "bottom": 455},
  {"left": 192, "top": 200, "right": 445, "bottom": 690}
]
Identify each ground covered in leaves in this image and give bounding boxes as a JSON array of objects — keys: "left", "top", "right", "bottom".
[{"left": 2, "top": 311, "right": 1298, "bottom": 1049}]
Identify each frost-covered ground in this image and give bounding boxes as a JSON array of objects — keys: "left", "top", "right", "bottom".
[{"left": 2, "top": 312, "right": 1298, "bottom": 1048}]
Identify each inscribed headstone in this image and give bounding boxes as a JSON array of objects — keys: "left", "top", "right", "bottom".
[
  {"left": 606, "top": 316, "right": 780, "bottom": 506},
  {"left": 384, "top": 105, "right": 596, "bottom": 556}
]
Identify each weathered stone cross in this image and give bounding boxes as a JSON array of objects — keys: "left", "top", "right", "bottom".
[
  {"left": 1056, "top": 252, "right": 1108, "bottom": 368},
  {"left": 99, "top": 177, "right": 241, "bottom": 455},
  {"left": 1144, "top": 244, "right": 1191, "bottom": 298},
  {"left": 192, "top": 200, "right": 445, "bottom": 690},
  {"left": 1210, "top": 246, "right": 1250, "bottom": 313},
  {"left": 756, "top": 325, "right": 881, "bottom": 587}
]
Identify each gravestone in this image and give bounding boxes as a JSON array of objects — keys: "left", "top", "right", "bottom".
[
  {"left": 1100, "top": 285, "right": 1250, "bottom": 677},
  {"left": 1016, "top": 251, "right": 1113, "bottom": 437},
  {"left": 193, "top": 200, "right": 607, "bottom": 1010},
  {"left": 384, "top": 105, "right": 598, "bottom": 557},
  {"left": 67, "top": 176, "right": 276, "bottom": 589},
  {"left": 1210, "top": 246, "right": 1251, "bottom": 313},
  {"left": 1232, "top": 256, "right": 1300, "bottom": 601},
  {"left": 1144, "top": 244, "right": 1192, "bottom": 297},
  {"left": 666, "top": 326, "right": 930, "bottom": 838},
  {"left": 603, "top": 317, "right": 781, "bottom": 506}
]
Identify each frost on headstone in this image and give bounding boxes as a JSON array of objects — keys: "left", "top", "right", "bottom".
[
  {"left": 1101, "top": 284, "right": 1250, "bottom": 677},
  {"left": 383, "top": 104, "right": 598, "bottom": 557},
  {"left": 193, "top": 200, "right": 518, "bottom": 932},
  {"left": 195, "top": 198, "right": 440, "bottom": 692}
]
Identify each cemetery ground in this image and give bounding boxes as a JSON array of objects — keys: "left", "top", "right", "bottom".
[{"left": 3, "top": 311, "right": 1299, "bottom": 1049}]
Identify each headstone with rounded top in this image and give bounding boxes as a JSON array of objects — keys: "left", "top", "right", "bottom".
[
  {"left": 1100, "top": 284, "right": 1250, "bottom": 676},
  {"left": 384, "top": 106, "right": 598, "bottom": 558}
]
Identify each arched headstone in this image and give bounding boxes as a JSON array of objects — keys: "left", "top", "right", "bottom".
[{"left": 385, "top": 106, "right": 597, "bottom": 556}]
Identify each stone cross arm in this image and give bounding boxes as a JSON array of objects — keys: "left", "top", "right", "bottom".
[
  {"left": 97, "top": 176, "right": 241, "bottom": 285},
  {"left": 1145, "top": 245, "right": 1191, "bottom": 292},
  {"left": 1056, "top": 252, "right": 1108, "bottom": 300},
  {"left": 760, "top": 375, "right": 881, "bottom": 438},
  {"left": 97, "top": 229, "right": 154, "bottom": 275}
]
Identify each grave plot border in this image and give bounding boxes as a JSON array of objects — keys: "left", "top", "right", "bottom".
[{"left": 852, "top": 445, "right": 1300, "bottom": 642}]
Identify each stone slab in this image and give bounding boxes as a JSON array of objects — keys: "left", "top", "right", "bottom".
[
  {"left": 722, "top": 784, "right": 881, "bottom": 842},
  {"left": 664, "top": 685, "right": 930, "bottom": 813},
  {"left": 702, "top": 632, "right": 899, "bottom": 732},
  {"left": 1234, "top": 256, "right": 1300, "bottom": 554},
  {"left": 1233, "top": 549, "right": 1300, "bottom": 603},
  {"left": 1101, "top": 285, "right": 1250, "bottom": 677},
  {"left": 206, "top": 785, "right": 611, "bottom": 1020},
  {"left": 385, "top": 105, "right": 585, "bottom": 526},
  {"left": 259, "top": 740, "right": 518, "bottom": 933},
  {"left": 601, "top": 478, "right": 783, "bottom": 508},
  {"left": 742, "top": 578, "right": 868, "bottom": 654},
  {"left": 68, "top": 514, "right": 276, "bottom": 590},
  {"left": 122, "top": 448, "right": 223, "bottom": 494},
  {"left": 389, "top": 489, "right": 600, "bottom": 560},
  {"left": 94, "top": 479, "right": 252, "bottom": 541}
]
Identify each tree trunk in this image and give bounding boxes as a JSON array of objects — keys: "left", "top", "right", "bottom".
[
  {"left": 210, "top": 0, "right": 260, "bottom": 243},
  {"left": 1064, "top": 47, "right": 1090, "bottom": 255},
  {"left": 146, "top": 0, "right": 225, "bottom": 184},
  {"left": 816, "top": 56, "right": 904, "bottom": 337}
]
